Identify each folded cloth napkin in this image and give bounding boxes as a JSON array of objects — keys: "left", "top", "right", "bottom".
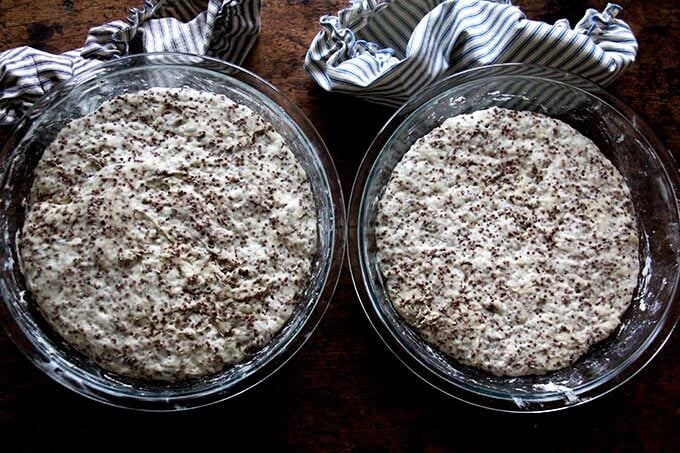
[
  {"left": 304, "top": 0, "right": 638, "bottom": 106},
  {"left": 0, "top": 0, "right": 261, "bottom": 125}
]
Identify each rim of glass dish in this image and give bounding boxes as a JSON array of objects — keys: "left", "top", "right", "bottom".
[
  {"left": 347, "top": 63, "right": 680, "bottom": 413},
  {"left": 0, "top": 53, "right": 346, "bottom": 411}
]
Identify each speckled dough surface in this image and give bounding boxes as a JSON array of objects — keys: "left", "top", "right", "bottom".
[
  {"left": 376, "top": 107, "right": 639, "bottom": 376},
  {"left": 20, "top": 88, "right": 317, "bottom": 381}
]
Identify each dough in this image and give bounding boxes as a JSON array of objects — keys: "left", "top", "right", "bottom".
[
  {"left": 376, "top": 107, "right": 639, "bottom": 376},
  {"left": 21, "top": 88, "right": 317, "bottom": 380}
]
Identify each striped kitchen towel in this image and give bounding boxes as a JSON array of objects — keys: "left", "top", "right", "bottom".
[
  {"left": 0, "top": 0, "right": 260, "bottom": 125},
  {"left": 304, "top": 1, "right": 638, "bottom": 106}
]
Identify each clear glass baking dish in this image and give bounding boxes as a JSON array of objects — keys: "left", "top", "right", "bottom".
[
  {"left": 0, "top": 53, "right": 345, "bottom": 411},
  {"left": 348, "top": 63, "right": 680, "bottom": 412}
]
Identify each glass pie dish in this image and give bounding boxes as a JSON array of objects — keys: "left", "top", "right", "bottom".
[
  {"left": 348, "top": 63, "right": 680, "bottom": 412},
  {"left": 0, "top": 53, "right": 345, "bottom": 411}
]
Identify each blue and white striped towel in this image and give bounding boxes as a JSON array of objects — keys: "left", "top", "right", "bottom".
[
  {"left": 0, "top": 0, "right": 260, "bottom": 125},
  {"left": 304, "top": 0, "right": 638, "bottom": 106}
]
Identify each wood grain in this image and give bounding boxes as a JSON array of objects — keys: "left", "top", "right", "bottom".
[{"left": 1, "top": 1, "right": 678, "bottom": 451}]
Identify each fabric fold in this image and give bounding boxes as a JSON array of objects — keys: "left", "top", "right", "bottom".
[
  {"left": 304, "top": 0, "right": 638, "bottom": 107},
  {"left": 0, "top": 0, "right": 261, "bottom": 125}
]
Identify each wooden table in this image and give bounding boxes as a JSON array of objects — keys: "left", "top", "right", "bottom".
[{"left": 1, "top": 1, "right": 678, "bottom": 450}]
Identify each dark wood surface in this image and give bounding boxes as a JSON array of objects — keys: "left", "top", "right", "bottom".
[{"left": 1, "top": 1, "right": 678, "bottom": 450}]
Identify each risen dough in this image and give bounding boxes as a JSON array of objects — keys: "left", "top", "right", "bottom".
[
  {"left": 21, "top": 88, "right": 317, "bottom": 380},
  {"left": 376, "top": 107, "right": 639, "bottom": 376}
]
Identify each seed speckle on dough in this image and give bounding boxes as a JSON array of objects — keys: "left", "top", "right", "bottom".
[
  {"left": 376, "top": 107, "right": 639, "bottom": 377},
  {"left": 20, "top": 87, "right": 318, "bottom": 381}
]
